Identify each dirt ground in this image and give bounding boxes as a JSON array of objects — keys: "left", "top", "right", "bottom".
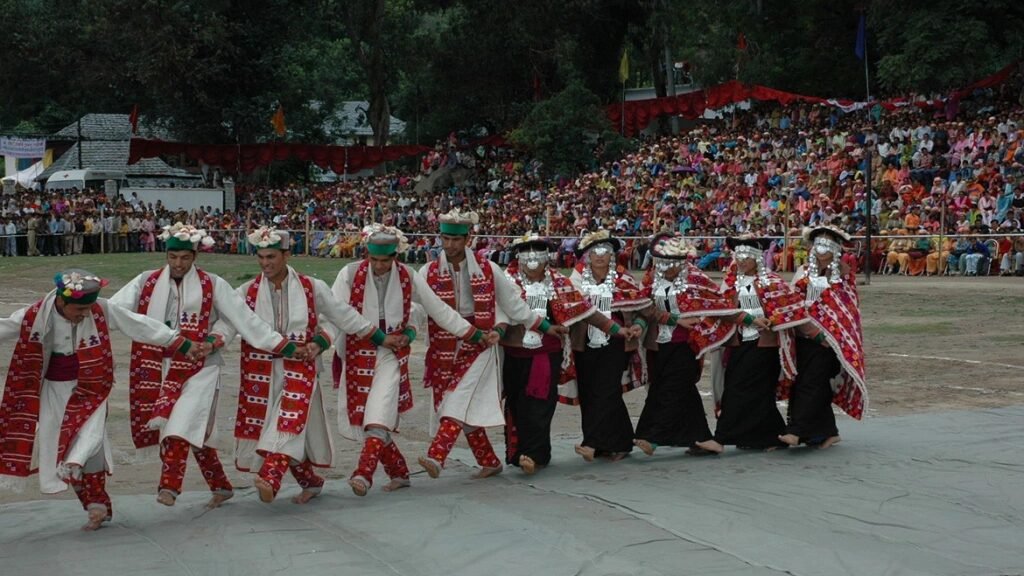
[{"left": 1, "top": 272, "right": 1022, "bottom": 505}]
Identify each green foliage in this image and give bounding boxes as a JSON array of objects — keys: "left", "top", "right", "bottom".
[
  {"left": 2, "top": 0, "right": 1022, "bottom": 154},
  {"left": 509, "top": 81, "right": 629, "bottom": 177}
]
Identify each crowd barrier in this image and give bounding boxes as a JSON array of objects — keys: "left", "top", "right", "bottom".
[{"left": 2, "top": 228, "right": 1021, "bottom": 277}]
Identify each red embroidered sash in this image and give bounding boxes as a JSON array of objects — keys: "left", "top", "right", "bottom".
[
  {"left": 128, "top": 268, "right": 214, "bottom": 448},
  {"left": 505, "top": 264, "right": 593, "bottom": 404},
  {"left": 236, "top": 273, "right": 318, "bottom": 440},
  {"left": 0, "top": 299, "right": 113, "bottom": 478},
  {"left": 642, "top": 265, "right": 736, "bottom": 356},
  {"left": 794, "top": 271, "right": 867, "bottom": 419},
  {"left": 344, "top": 261, "right": 413, "bottom": 427},
  {"left": 423, "top": 254, "right": 496, "bottom": 409}
]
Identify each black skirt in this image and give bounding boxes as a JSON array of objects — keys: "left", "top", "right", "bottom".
[
  {"left": 634, "top": 342, "right": 712, "bottom": 447},
  {"left": 574, "top": 338, "right": 634, "bottom": 455},
  {"left": 713, "top": 340, "right": 786, "bottom": 448},
  {"left": 785, "top": 337, "right": 841, "bottom": 443},
  {"left": 503, "top": 351, "right": 561, "bottom": 466}
]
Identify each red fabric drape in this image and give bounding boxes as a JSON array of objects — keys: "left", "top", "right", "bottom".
[{"left": 607, "top": 60, "right": 1021, "bottom": 136}]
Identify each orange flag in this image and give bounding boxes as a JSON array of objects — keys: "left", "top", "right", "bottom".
[{"left": 271, "top": 104, "right": 286, "bottom": 136}]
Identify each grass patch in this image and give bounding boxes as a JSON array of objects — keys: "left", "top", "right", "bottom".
[{"left": 0, "top": 253, "right": 359, "bottom": 291}]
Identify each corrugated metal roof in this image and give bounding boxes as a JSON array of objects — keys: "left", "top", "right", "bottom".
[
  {"left": 50, "top": 113, "right": 173, "bottom": 141},
  {"left": 37, "top": 141, "right": 192, "bottom": 181}
]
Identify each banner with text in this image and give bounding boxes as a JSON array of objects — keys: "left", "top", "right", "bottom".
[{"left": 0, "top": 137, "right": 46, "bottom": 159}]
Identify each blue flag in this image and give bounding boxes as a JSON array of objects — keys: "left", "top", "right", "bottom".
[{"left": 854, "top": 14, "right": 866, "bottom": 60}]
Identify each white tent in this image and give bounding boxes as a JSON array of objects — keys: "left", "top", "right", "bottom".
[{"left": 1, "top": 160, "right": 44, "bottom": 191}]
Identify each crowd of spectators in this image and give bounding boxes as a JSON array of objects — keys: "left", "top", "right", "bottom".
[{"left": 4, "top": 78, "right": 1024, "bottom": 276}]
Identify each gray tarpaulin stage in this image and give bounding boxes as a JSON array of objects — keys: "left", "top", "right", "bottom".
[{"left": 2, "top": 406, "right": 1023, "bottom": 576}]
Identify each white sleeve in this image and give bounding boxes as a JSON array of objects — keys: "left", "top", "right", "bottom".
[
  {"left": 0, "top": 306, "right": 28, "bottom": 341},
  {"left": 209, "top": 283, "right": 246, "bottom": 345},
  {"left": 108, "top": 272, "right": 147, "bottom": 312},
  {"left": 411, "top": 270, "right": 474, "bottom": 338},
  {"left": 212, "top": 277, "right": 286, "bottom": 352},
  {"left": 492, "top": 262, "right": 541, "bottom": 328},
  {"left": 314, "top": 278, "right": 374, "bottom": 341},
  {"left": 100, "top": 299, "right": 179, "bottom": 347}
]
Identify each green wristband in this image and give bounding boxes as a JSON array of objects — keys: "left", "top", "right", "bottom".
[
  {"left": 280, "top": 342, "right": 297, "bottom": 358},
  {"left": 609, "top": 323, "right": 621, "bottom": 336},
  {"left": 814, "top": 332, "right": 827, "bottom": 344},
  {"left": 178, "top": 339, "right": 192, "bottom": 355},
  {"left": 370, "top": 329, "right": 387, "bottom": 346},
  {"left": 668, "top": 313, "right": 680, "bottom": 326},
  {"left": 495, "top": 326, "right": 506, "bottom": 338},
  {"left": 632, "top": 317, "right": 648, "bottom": 330},
  {"left": 312, "top": 334, "right": 330, "bottom": 350},
  {"left": 470, "top": 329, "right": 485, "bottom": 344},
  {"left": 403, "top": 327, "right": 417, "bottom": 344},
  {"left": 742, "top": 314, "right": 754, "bottom": 326},
  {"left": 538, "top": 319, "right": 552, "bottom": 333}
]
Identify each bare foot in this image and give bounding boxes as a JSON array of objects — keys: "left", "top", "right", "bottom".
[
  {"left": 254, "top": 477, "right": 276, "bottom": 503},
  {"left": 818, "top": 435, "right": 842, "bottom": 449},
  {"left": 156, "top": 489, "right": 177, "bottom": 507},
  {"left": 81, "top": 507, "right": 107, "bottom": 531},
  {"left": 206, "top": 491, "right": 233, "bottom": 509},
  {"left": 381, "top": 478, "right": 411, "bottom": 492},
  {"left": 778, "top": 433, "right": 800, "bottom": 447},
  {"left": 694, "top": 439, "right": 725, "bottom": 454},
  {"left": 604, "top": 452, "right": 628, "bottom": 462},
  {"left": 574, "top": 444, "right": 595, "bottom": 462},
  {"left": 472, "top": 465, "right": 503, "bottom": 479},
  {"left": 291, "top": 488, "right": 322, "bottom": 504},
  {"left": 348, "top": 477, "right": 369, "bottom": 497},
  {"left": 633, "top": 439, "right": 655, "bottom": 456},
  {"left": 519, "top": 455, "right": 537, "bottom": 475},
  {"left": 418, "top": 456, "right": 441, "bottom": 479}
]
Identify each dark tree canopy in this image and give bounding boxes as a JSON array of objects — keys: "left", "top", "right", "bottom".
[{"left": 2, "top": 0, "right": 1021, "bottom": 173}]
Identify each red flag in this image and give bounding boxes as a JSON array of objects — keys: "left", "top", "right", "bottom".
[
  {"left": 737, "top": 32, "right": 748, "bottom": 51},
  {"left": 270, "top": 104, "right": 286, "bottom": 137},
  {"left": 129, "top": 104, "right": 139, "bottom": 134}
]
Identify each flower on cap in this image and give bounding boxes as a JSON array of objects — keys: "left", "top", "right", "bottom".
[
  {"left": 439, "top": 208, "right": 480, "bottom": 225},
  {"left": 158, "top": 222, "right": 215, "bottom": 247},
  {"left": 655, "top": 236, "right": 697, "bottom": 258},
  {"left": 54, "top": 271, "right": 108, "bottom": 299},
  {"left": 361, "top": 223, "right": 410, "bottom": 253},
  {"left": 247, "top": 226, "right": 283, "bottom": 248}
]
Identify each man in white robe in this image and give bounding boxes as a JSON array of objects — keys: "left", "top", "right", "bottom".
[
  {"left": 1, "top": 269, "right": 193, "bottom": 530},
  {"left": 216, "top": 228, "right": 382, "bottom": 504},
  {"left": 331, "top": 225, "right": 498, "bottom": 496},
  {"left": 110, "top": 222, "right": 297, "bottom": 509},
  {"left": 415, "top": 210, "right": 553, "bottom": 479}
]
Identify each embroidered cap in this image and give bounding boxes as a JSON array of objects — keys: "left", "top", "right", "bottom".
[
  {"left": 159, "top": 222, "right": 215, "bottom": 251},
  {"left": 438, "top": 208, "right": 479, "bottom": 236},
  {"left": 362, "top": 224, "right": 409, "bottom": 256},
  {"left": 575, "top": 229, "right": 622, "bottom": 257},
  {"left": 510, "top": 232, "right": 554, "bottom": 255},
  {"left": 726, "top": 234, "right": 772, "bottom": 259},
  {"left": 55, "top": 268, "right": 109, "bottom": 305},
  {"left": 649, "top": 233, "right": 696, "bottom": 260},
  {"left": 248, "top": 226, "right": 290, "bottom": 250}
]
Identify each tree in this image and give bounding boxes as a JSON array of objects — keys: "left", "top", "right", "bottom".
[{"left": 509, "top": 81, "right": 630, "bottom": 177}]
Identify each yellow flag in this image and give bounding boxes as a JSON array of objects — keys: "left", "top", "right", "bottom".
[
  {"left": 43, "top": 149, "right": 53, "bottom": 168},
  {"left": 270, "top": 104, "right": 286, "bottom": 137},
  {"left": 618, "top": 48, "right": 629, "bottom": 84}
]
